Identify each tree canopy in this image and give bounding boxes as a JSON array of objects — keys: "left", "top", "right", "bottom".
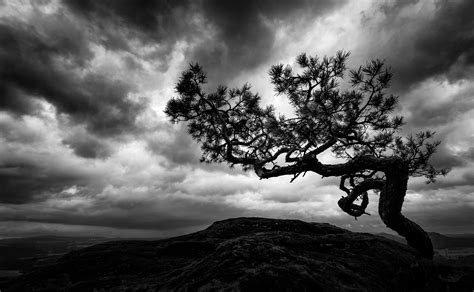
[{"left": 165, "top": 51, "right": 448, "bottom": 259}]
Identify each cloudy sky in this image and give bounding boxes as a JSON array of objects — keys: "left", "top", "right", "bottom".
[{"left": 0, "top": 0, "right": 473, "bottom": 239}]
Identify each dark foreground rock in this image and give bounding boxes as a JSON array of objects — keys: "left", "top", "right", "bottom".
[{"left": 1, "top": 217, "right": 473, "bottom": 291}]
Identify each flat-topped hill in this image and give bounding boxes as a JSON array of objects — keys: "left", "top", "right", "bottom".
[{"left": 2, "top": 217, "right": 473, "bottom": 291}]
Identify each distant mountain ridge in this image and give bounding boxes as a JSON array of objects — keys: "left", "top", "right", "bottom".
[
  {"left": 2, "top": 217, "right": 473, "bottom": 291},
  {"left": 377, "top": 232, "right": 474, "bottom": 249},
  {"left": 0, "top": 236, "right": 111, "bottom": 273}
]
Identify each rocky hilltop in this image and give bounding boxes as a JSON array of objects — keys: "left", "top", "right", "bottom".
[{"left": 2, "top": 217, "right": 473, "bottom": 291}]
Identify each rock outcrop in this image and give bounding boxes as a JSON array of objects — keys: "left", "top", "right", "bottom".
[{"left": 2, "top": 217, "right": 473, "bottom": 291}]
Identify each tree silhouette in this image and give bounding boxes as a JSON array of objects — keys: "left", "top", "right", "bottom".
[{"left": 165, "top": 51, "right": 448, "bottom": 259}]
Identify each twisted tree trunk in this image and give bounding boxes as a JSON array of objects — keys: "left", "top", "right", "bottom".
[{"left": 379, "top": 164, "right": 434, "bottom": 259}]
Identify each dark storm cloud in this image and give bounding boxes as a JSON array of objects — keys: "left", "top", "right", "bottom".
[
  {"left": 379, "top": 0, "right": 419, "bottom": 18},
  {"left": 194, "top": 0, "right": 345, "bottom": 81},
  {"left": 62, "top": 131, "right": 112, "bottom": 159},
  {"left": 63, "top": 0, "right": 195, "bottom": 56},
  {"left": 0, "top": 194, "right": 246, "bottom": 231},
  {"left": 429, "top": 144, "right": 468, "bottom": 170},
  {"left": 406, "top": 93, "right": 474, "bottom": 127},
  {"left": 376, "top": 0, "right": 474, "bottom": 90},
  {"left": 0, "top": 14, "right": 146, "bottom": 137},
  {"left": 64, "top": 0, "right": 190, "bottom": 34},
  {"left": 411, "top": 0, "right": 474, "bottom": 82},
  {"left": 64, "top": 0, "right": 345, "bottom": 81},
  {"left": 0, "top": 162, "right": 88, "bottom": 204},
  {"left": 0, "top": 86, "right": 44, "bottom": 116},
  {"left": 146, "top": 124, "right": 200, "bottom": 166},
  {"left": 410, "top": 168, "right": 474, "bottom": 192}
]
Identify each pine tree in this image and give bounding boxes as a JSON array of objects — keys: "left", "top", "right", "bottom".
[{"left": 165, "top": 52, "right": 448, "bottom": 259}]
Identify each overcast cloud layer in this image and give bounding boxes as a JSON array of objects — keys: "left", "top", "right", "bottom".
[{"left": 0, "top": 0, "right": 473, "bottom": 238}]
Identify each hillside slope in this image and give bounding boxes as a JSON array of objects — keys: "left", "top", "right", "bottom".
[{"left": 2, "top": 217, "right": 473, "bottom": 291}]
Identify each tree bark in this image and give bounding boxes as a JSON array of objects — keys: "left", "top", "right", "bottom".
[{"left": 378, "top": 164, "right": 434, "bottom": 259}]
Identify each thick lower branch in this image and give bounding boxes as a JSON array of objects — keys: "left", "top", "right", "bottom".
[
  {"left": 338, "top": 178, "right": 385, "bottom": 218},
  {"left": 254, "top": 155, "right": 402, "bottom": 179}
]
